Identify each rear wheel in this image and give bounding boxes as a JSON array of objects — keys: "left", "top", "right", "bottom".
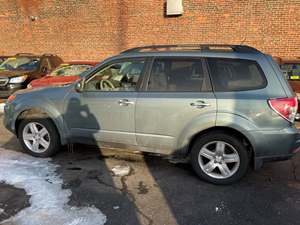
[
  {"left": 191, "top": 132, "right": 250, "bottom": 184},
  {"left": 18, "top": 118, "right": 61, "bottom": 157}
]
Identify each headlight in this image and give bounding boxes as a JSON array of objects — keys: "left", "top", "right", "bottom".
[
  {"left": 9, "top": 75, "right": 28, "bottom": 84},
  {"left": 27, "top": 83, "right": 32, "bottom": 88}
]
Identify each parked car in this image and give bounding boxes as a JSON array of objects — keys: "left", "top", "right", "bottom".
[
  {"left": 279, "top": 59, "right": 300, "bottom": 92},
  {"left": 28, "top": 61, "right": 98, "bottom": 89},
  {"left": 4, "top": 44, "right": 300, "bottom": 184},
  {"left": 0, "top": 56, "right": 10, "bottom": 64},
  {"left": 274, "top": 57, "right": 300, "bottom": 118},
  {"left": 0, "top": 53, "right": 63, "bottom": 98}
]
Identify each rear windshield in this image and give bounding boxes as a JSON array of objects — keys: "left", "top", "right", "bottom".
[{"left": 207, "top": 58, "right": 267, "bottom": 92}]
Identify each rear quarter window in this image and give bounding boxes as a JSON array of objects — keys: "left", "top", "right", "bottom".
[{"left": 207, "top": 58, "right": 267, "bottom": 92}]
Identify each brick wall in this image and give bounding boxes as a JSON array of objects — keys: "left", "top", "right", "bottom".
[{"left": 0, "top": 0, "right": 299, "bottom": 61}]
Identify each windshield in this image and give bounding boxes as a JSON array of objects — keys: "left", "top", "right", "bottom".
[
  {"left": 50, "top": 64, "right": 93, "bottom": 76},
  {"left": 0, "top": 57, "right": 40, "bottom": 71},
  {"left": 281, "top": 63, "right": 300, "bottom": 80}
]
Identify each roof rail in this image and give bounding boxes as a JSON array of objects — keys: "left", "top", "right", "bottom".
[
  {"left": 121, "top": 44, "right": 260, "bottom": 54},
  {"left": 42, "top": 53, "right": 56, "bottom": 56},
  {"left": 15, "top": 53, "right": 35, "bottom": 56}
]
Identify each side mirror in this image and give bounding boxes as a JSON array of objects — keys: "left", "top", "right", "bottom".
[{"left": 75, "top": 80, "right": 84, "bottom": 92}]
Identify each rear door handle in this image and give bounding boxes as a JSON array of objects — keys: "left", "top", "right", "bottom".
[
  {"left": 190, "top": 101, "right": 210, "bottom": 108},
  {"left": 118, "top": 99, "right": 135, "bottom": 106}
]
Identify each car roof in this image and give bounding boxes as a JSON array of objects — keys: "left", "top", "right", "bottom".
[
  {"left": 12, "top": 53, "right": 60, "bottom": 58},
  {"left": 115, "top": 44, "right": 264, "bottom": 61},
  {"left": 63, "top": 60, "right": 98, "bottom": 66}
]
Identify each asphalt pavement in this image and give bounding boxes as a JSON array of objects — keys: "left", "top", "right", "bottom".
[{"left": 0, "top": 115, "right": 300, "bottom": 225}]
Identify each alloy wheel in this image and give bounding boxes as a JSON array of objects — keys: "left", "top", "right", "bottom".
[
  {"left": 22, "top": 122, "right": 51, "bottom": 153},
  {"left": 198, "top": 141, "right": 240, "bottom": 179}
]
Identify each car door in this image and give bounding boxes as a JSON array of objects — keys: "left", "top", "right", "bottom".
[
  {"left": 64, "top": 58, "right": 147, "bottom": 146},
  {"left": 136, "top": 57, "right": 217, "bottom": 153}
]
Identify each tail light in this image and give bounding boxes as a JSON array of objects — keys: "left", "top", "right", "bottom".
[{"left": 268, "top": 97, "right": 298, "bottom": 123}]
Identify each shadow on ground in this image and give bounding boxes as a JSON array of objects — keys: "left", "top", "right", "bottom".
[{"left": 1, "top": 125, "right": 300, "bottom": 225}]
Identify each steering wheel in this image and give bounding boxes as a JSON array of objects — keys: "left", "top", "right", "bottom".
[{"left": 100, "top": 80, "right": 115, "bottom": 90}]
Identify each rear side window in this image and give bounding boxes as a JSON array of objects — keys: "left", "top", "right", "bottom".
[
  {"left": 147, "top": 58, "right": 211, "bottom": 92},
  {"left": 207, "top": 58, "right": 267, "bottom": 92}
]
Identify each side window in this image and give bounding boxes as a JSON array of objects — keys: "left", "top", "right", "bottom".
[
  {"left": 147, "top": 58, "right": 211, "bottom": 92},
  {"left": 84, "top": 60, "right": 145, "bottom": 92},
  {"left": 207, "top": 58, "right": 267, "bottom": 92}
]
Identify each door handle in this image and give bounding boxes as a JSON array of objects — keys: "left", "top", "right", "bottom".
[
  {"left": 118, "top": 99, "right": 135, "bottom": 106},
  {"left": 190, "top": 101, "right": 210, "bottom": 108}
]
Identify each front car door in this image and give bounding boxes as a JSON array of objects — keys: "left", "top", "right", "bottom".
[
  {"left": 136, "top": 57, "right": 217, "bottom": 154},
  {"left": 64, "top": 58, "right": 147, "bottom": 146}
]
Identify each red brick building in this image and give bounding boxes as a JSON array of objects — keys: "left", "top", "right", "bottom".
[{"left": 0, "top": 0, "right": 299, "bottom": 61}]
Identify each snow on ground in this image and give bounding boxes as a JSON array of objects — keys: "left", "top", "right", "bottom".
[
  {"left": 0, "top": 103, "right": 4, "bottom": 114},
  {"left": 0, "top": 148, "right": 107, "bottom": 225}
]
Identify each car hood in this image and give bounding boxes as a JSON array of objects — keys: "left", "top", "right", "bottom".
[
  {"left": 14, "top": 83, "right": 72, "bottom": 97},
  {"left": 30, "top": 75, "right": 80, "bottom": 88},
  {"left": 0, "top": 70, "right": 34, "bottom": 78}
]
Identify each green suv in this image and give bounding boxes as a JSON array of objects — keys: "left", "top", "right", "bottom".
[{"left": 4, "top": 45, "right": 300, "bottom": 184}]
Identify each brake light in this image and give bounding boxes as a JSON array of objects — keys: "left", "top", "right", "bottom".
[{"left": 268, "top": 97, "right": 298, "bottom": 123}]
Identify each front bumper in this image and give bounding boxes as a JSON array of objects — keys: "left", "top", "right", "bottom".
[
  {"left": 0, "top": 84, "right": 24, "bottom": 99},
  {"left": 3, "top": 102, "right": 16, "bottom": 134}
]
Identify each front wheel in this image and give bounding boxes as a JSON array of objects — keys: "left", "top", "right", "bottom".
[
  {"left": 191, "top": 132, "right": 250, "bottom": 184},
  {"left": 18, "top": 118, "right": 61, "bottom": 157}
]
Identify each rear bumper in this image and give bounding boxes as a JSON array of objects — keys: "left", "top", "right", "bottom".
[
  {"left": 251, "top": 126, "right": 300, "bottom": 170},
  {"left": 254, "top": 154, "right": 295, "bottom": 170}
]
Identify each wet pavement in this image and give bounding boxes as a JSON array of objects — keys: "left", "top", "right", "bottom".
[
  {"left": 0, "top": 116, "right": 300, "bottom": 225},
  {"left": 0, "top": 183, "right": 29, "bottom": 222}
]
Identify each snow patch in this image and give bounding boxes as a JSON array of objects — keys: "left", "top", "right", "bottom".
[
  {"left": 0, "top": 103, "right": 5, "bottom": 114},
  {"left": 0, "top": 148, "right": 106, "bottom": 225},
  {"left": 111, "top": 165, "right": 131, "bottom": 177}
]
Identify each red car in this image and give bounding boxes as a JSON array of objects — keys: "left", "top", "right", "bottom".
[{"left": 28, "top": 61, "right": 98, "bottom": 88}]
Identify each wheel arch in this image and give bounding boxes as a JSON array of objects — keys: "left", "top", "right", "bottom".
[
  {"left": 15, "top": 108, "right": 68, "bottom": 145},
  {"left": 186, "top": 126, "right": 255, "bottom": 167}
]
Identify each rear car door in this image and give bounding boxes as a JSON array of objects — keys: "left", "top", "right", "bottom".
[{"left": 136, "top": 57, "right": 217, "bottom": 153}]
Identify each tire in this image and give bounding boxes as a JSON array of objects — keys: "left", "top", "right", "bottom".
[
  {"left": 191, "top": 132, "right": 250, "bottom": 185},
  {"left": 18, "top": 118, "right": 61, "bottom": 157}
]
